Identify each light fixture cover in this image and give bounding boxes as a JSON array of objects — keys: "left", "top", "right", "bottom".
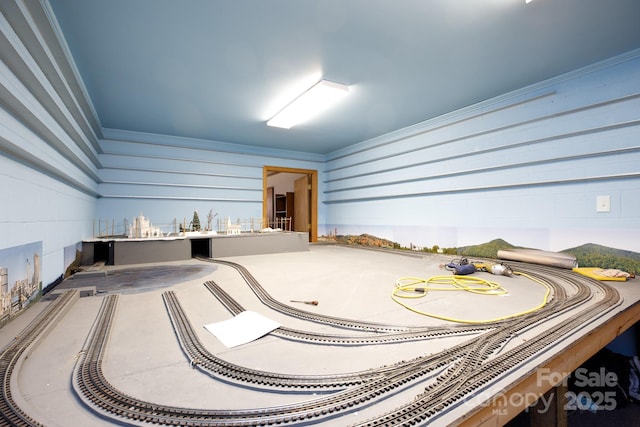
[{"left": 267, "top": 80, "right": 350, "bottom": 129}]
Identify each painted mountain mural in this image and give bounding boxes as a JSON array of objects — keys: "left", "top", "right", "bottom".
[
  {"left": 457, "top": 239, "right": 516, "bottom": 259},
  {"left": 327, "top": 235, "right": 640, "bottom": 274},
  {"left": 561, "top": 243, "right": 640, "bottom": 273}
]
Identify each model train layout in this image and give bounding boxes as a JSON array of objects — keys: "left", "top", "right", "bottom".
[{"left": 0, "top": 248, "right": 632, "bottom": 426}]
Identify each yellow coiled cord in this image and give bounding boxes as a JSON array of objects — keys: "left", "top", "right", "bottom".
[{"left": 391, "top": 272, "right": 551, "bottom": 324}]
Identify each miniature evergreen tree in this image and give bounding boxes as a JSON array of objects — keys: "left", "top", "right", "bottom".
[{"left": 192, "top": 210, "right": 201, "bottom": 231}]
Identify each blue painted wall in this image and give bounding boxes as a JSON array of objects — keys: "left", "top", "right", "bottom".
[
  {"left": 323, "top": 50, "right": 640, "bottom": 253},
  {"left": 95, "top": 129, "right": 325, "bottom": 235},
  {"left": 0, "top": 1, "right": 638, "bottom": 292},
  {"left": 0, "top": 1, "right": 100, "bottom": 287}
]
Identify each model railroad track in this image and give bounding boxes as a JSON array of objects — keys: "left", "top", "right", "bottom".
[
  {"left": 162, "top": 289, "right": 381, "bottom": 391},
  {"left": 78, "top": 293, "right": 525, "bottom": 426},
  {"left": 198, "top": 257, "right": 413, "bottom": 332},
  {"left": 203, "top": 279, "right": 492, "bottom": 345},
  {"left": 76, "top": 293, "right": 473, "bottom": 425},
  {"left": 0, "top": 290, "right": 78, "bottom": 427},
  {"left": 165, "top": 281, "right": 518, "bottom": 392},
  {"left": 199, "top": 258, "right": 576, "bottom": 337},
  {"left": 71, "top": 259, "right": 620, "bottom": 426},
  {"left": 351, "top": 265, "right": 621, "bottom": 426}
]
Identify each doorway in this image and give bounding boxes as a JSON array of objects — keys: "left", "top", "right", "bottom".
[
  {"left": 190, "top": 238, "right": 211, "bottom": 258},
  {"left": 263, "top": 166, "right": 318, "bottom": 242}
]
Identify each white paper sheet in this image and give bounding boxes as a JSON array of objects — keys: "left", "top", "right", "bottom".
[{"left": 203, "top": 311, "right": 280, "bottom": 348}]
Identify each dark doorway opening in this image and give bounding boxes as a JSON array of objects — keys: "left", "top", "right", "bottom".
[
  {"left": 191, "top": 238, "right": 211, "bottom": 258},
  {"left": 93, "top": 242, "right": 113, "bottom": 265}
]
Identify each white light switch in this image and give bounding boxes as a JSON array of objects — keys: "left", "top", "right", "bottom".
[{"left": 596, "top": 195, "right": 610, "bottom": 212}]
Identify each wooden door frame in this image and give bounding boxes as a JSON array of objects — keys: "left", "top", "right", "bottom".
[{"left": 263, "top": 166, "right": 318, "bottom": 242}]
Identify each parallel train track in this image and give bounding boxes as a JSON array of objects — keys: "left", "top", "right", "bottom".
[
  {"left": 202, "top": 279, "right": 492, "bottom": 345},
  {"left": 353, "top": 264, "right": 621, "bottom": 426},
  {"left": 0, "top": 255, "right": 623, "bottom": 426}
]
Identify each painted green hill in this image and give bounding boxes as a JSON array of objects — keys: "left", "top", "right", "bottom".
[
  {"left": 333, "top": 233, "right": 399, "bottom": 249},
  {"left": 456, "top": 239, "right": 517, "bottom": 258},
  {"left": 562, "top": 243, "right": 640, "bottom": 273}
]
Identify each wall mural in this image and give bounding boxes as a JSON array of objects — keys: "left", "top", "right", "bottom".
[
  {"left": 0, "top": 241, "right": 42, "bottom": 326},
  {"left": 320, "top": 228, "right": 640, "bottom": 276}
]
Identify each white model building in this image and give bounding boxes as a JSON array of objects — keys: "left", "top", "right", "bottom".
[
  {"left": 226, "top": 217, "right": 242, "bottom": 235},
  {"left": 128, "top": 214, "right": 163, "bottom": 238}
]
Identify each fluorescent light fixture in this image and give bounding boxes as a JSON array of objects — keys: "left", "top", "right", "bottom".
[
  {"left": 267, "top": 79, "right": 350, "bottom": 129},
  {"left": 526, "top": 0, "right": 533, "bottom": 3}
]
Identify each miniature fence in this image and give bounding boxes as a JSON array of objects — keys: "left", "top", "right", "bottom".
[
  {"left": 94, "top": 219, "right": 177, "bottom": 238},
  {"left": 93, "top": 216, "right": 294, "bottom": 238},
  {"left": 271, "top": 217, "right": 292, "bottom": 231},
  {"left": 217, "top": 217, "right": 292, "bottom": 234}
]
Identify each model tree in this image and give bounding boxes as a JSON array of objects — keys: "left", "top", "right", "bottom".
[
  {"left": 191, "top": 209, "right": 201, "bottom": 231},
  {"left": 206, "top": 208, "right": 217, "bottom": 231}
]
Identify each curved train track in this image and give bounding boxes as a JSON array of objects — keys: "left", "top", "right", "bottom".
[
  {"left": 162, "top": 289, "right": 386, "bottom": 392},
  {"left": 201, "top": 258, "right": 414, "bottom": 333},
  {"left": 0, "top": 290, "right": 78, "bottom": 427},
  {"left": 352, "top": 264, "right": 621, "bottom": 426},
  {"left": 1, "top": 254, "right": 624, "bottom": 426},
  {"left": 202, "top": 279, "right": 492, "bottom": 345}
]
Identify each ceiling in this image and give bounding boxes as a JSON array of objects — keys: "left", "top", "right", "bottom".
[{"left": 48, "top": 0, "right": 640, "bottom": 155}]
